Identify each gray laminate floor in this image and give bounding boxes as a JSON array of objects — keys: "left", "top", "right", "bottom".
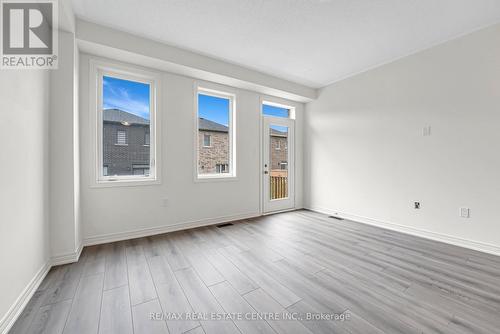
[{"left": 9, "top": 210, "right": 500, "bottom": 334}]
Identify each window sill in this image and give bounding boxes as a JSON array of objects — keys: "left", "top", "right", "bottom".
[
  {"left": 195, "top": 174, "right": 238, "bottom": 183},
  {"left": 114, "top": 143, "right": 129, "bottom": 146},
  {"left": 91, "top": 177, "right": 160, "bottom": 188}
]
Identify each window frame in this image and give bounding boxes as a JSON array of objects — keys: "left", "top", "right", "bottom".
[
  {"left": 194, "top": 84, "right": 237, "bottom": 181},
  {"left": 203, "top": 133, "right": 212, "bottom": 147},
  {"left": 90, "top": 59, "right": 161, "bottom": 187},
  {"left": 216, "top": 163, "right": 229, "bottom": 173},
  {"left": 116, "top": 130, "right": 128, "bottom": 146}
]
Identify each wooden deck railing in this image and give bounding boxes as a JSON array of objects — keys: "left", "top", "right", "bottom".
[{"left": 270, "top": 176, "right": 288, "bottom": 199}]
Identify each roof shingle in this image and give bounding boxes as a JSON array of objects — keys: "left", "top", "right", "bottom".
[
  {"left": 103, "top": 109, "right": 149, "bottom": 125},
  {"left": 198, "top": 118, "right": 228, "bottom": 132}
]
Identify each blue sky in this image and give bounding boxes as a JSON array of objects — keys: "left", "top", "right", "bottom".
[
  {"left": 103, "top": 77, "right": 290, "bottom": 126},
  {"left": 270, "top": 125, "right": 289, "bottom": 133},
  {"left": 264, "top": 104, "right": 289, "bottom": 133},
  {"left": 263, "top": 104, "right": 289, "bottom": 118},
  {"left": 197, "top": 96, "right": 291, "bottom": 127},
  {"left": 103, "top": 76, "right": 151, "bottom": 119},
  {"left": 198, "top": 93, "right": 230, "bottom": 126}
]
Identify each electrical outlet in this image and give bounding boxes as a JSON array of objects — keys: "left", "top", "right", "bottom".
[
  {"left": 162, "top": 198, "right": 169, "bottom": 207},
  {"left": 460, "top": 207, "right": 470, "bottom": 218},
  {"left": 414, "top": 202, "right": 421, "bottom": 209}
]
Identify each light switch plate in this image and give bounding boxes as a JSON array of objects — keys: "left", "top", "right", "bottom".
[{"left": 460, "top": 207, "right": 470, "bottom": 218}]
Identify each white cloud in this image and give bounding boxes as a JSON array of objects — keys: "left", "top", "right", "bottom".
[{"left": 103, "top": 84, "right": 150, "bottom": 119}]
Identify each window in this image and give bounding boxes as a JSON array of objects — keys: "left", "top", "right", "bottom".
[
  {"left": 132, "top": 165, "right": 150, "bottom": 176},
  {"left": 216, "top": 164, "right": 229, "bottom": 173},
  {"left": 280, "top": 162, "right": 288, "bottom": 170},
  {"left": 116, "top": 130, "right": 127, "bottom": 145},
  {"left": 263, "top": 103, "right": 290, "bottom": 118},
  {"left": 93, "top": 61, "right": 159, "bottom": 185},
  {"left": 276, "top": 140, "right": 281, "bottom": 150},
  {"left": 203, "top": 134, "right": 211, "bottom": 147},
  {"left": 197, "top": 88, "right": 235, "bottom": 178}
]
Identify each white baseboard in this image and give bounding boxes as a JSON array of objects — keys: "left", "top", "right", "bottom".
[
  {"left": 308, "top": 206, "right": 500, "bottom": 257},
  {"left": 1, "top": 244, "right": 84, "bottom": 333},
  {"left": 83, "top": 211, "right": 261, "bottom": 246},
  {"left": 51, "top": 243, "right": 83, "bottom": 266},
  {"left": 0, "top": 261, "right": 51, "bottom": 334}
]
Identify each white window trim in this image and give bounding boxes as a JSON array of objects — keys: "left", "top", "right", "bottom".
[
  {"left": 89, "top": 58, "right": 161, "bottom": 187},
  {"left": 194, "top": 83, "right": 237, "bottom": 182}
]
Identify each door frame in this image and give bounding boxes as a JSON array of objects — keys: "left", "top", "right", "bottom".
[{"left": 261, "top": 114, "right": 295, "bottom": 214}]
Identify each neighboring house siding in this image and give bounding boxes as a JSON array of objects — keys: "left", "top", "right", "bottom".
[
  {"left": 103, "top": 122, "right": 150, "bottom": 175},
  {"left": 196, "top": 129, "right": 287, "bottom": 176},
  {"left": 198, "top": 130, "right": 229, "bottom": 174}
]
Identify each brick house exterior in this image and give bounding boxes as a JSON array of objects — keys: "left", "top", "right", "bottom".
[
  {"left": 198, "top": 118, "right": 230, "bottom": 174},
  {"left": 269, "top": 129, "right": 288, "bottom": 177},
  {"left": 103, "top": 109, "right": 150, "bottom": 176},
  {"left": 196, "top": 119, "right": 288, "bottom": 175},
  {"left": 102, "top": 109, "right": 288, "bottom": 177}
]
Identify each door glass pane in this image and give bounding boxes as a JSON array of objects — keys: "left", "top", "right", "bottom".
[{"left": 269, "top": 125, "right": 288, "bottom": 199}]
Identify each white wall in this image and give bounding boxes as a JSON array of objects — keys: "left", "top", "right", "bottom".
[
  {"left": 79, "top": 54, "right": 304, "bottom": 243},
  {"left": 0, "top": 71, "right": 50, "bottom": 329},
  {"left": 305, "top": 23, "right": 500, "bottom": 252},
  {"left": 49, "top": 31, "right": 82, "bottom": 263}
]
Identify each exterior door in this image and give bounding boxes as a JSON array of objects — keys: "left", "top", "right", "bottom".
[{"left": 262, "top": 116, "right": 295, "bottom": 213}]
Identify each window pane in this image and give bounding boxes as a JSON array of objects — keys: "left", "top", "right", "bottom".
[
  {"left": 203, "top": 134, "right": 211, "bottom": 147},
  {"left": 102, "top": 75, "right": 150, "bottom": 177},
  {"left": 270, "top": 125, "right": 288, "bottom": 199},
  {"left": 198, "top": 93, "right": 231, "bottom": 175},
  {"left": 116, "top": 130, "right": 127, "bottom": 145},
  {"left": 263, "top": 104, "right": 289, "bottom": 118}
]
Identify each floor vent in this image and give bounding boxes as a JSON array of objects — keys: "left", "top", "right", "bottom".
[
  {"left": 329, "top": 215, "right": 344, "bottom": 220},
  {"left": 216, "top": 223, "right": 234, "bottom": 228}
]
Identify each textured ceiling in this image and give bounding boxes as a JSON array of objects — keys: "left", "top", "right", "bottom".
[{"left": 72, "top": 0, "right": 500, "bottom": 88}]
